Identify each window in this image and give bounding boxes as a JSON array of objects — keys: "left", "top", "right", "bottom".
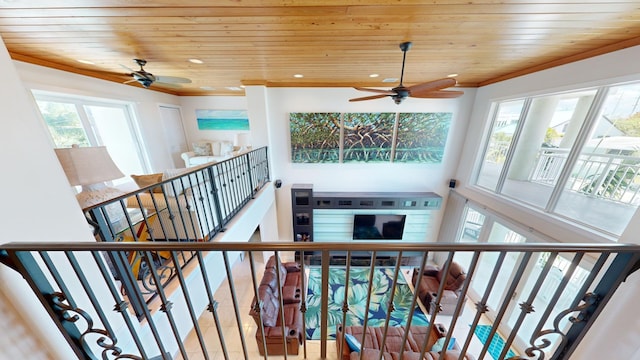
[
  {"left": 35, "top": 93, "right": 148, "bottom": 186},
  {"left": 452, "top": 202, "right": 594, "bottom": 357},
  {"left": 475, "top": 82, "right": 640, "bottom": 236}
]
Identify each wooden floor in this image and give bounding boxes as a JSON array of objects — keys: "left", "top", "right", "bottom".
[
  {"left": 175, "top": 250, "right": 494, "bottom": 360},
  {"left": 176, "top": 250, "right": 338, "bottom": 360}
]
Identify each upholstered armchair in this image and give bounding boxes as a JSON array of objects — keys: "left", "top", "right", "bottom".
[{"left": 412, "top": 261, "right": 467, "bottom": 315}]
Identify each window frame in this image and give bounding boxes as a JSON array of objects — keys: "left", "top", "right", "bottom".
[
  {"left": 33, "top": 91, "right": 150, "bottom": 178},
  {"left": 471, "top": 80, "right": 640, "bottom": 237}
]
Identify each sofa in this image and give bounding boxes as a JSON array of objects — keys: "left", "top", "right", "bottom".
[
  {"left": 181, "top": 140, "right": 250, "bottom": 167},
  {"left": 412, "top": 262, "right": 467, "bottom": 315},
  {"left": 336, "top": 324, "right": 475, "bottom": 360},
  {"left": 249, "top": 256, "right": 303, "bottom": 355}
]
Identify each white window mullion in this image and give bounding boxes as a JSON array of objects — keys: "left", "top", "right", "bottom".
[
  {"left": 545, "top": 87, "right": 610, "bottom": 212},
  {"left": 495, "top": 98, "right": 532, "bottom": 194}
]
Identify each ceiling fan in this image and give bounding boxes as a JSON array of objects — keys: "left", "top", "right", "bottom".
[
  {"left": 121, "top": 59, "right": 192, "bottom": 88},
  {"left": 349, "top": 42, "right": 464, "bottom": 104}
]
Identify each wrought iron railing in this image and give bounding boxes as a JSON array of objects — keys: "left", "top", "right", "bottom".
[
  {"left": 84, "top": 147, "right": 269, "bottom": 315},
  {"left": 1, "top": 241, "right": 637, "bottom": 360}
]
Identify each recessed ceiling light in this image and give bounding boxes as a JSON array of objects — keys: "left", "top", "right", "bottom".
[
  {"left": 447, "top": 73, "right": 459, "bottom": 78},
  {"left": 293, "top": 74, "right": 304, "bottom": 78},
  {"left": 200, "top": 86, "right": 215, "bottom": 90},
  {"left": 382, "top": 78, "right": 398, "bottom": 83},
  {"left": 77, "top": 59, "right": 94, "bottom": 65},
  {"left": 369, "top": 74, "right": 379, "bottom": 78},
  {"left": 225, "top": 86, "right": 243, "bottom": 91},
  {"left": 189, "top": 58, "right": 204, "bottom": 64}
]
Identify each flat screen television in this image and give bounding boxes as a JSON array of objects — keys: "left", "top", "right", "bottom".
[{"left": 352, "top": 214, "right": 406, "bottom": 240}]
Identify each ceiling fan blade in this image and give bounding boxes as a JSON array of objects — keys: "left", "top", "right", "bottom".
[
  {"left": 119, "top": 63, "right": 135, "bottom": 72},
  {"left": 411, "top": 90, "right": 465, "bottom": 99},
  {"left": 156, "top": 75, "right": 192, "bottom": 84},
  {"left": 154, "top": 81, "right": 183, "bottom": 89},
  {"left": 353, "top": 87, "right": 395, "bottom": 95},
  {"left": 407, "top": 78, "right": 457, "bottom": 96},
  {"left": 349, "top": 94, "right": 390, "bottom": 102}
]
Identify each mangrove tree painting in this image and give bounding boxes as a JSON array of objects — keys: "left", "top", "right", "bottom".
[
  {"left": 290, "top": 113, "right": 341, "bottom": 163},
  {"left": 289, "top": 112, "right": 453, "bottom": 163},
  {"left": 343, "top": 113, "right": 396, "bottom": 162},
  {"left": 395, "top": 112, "right": 452, "bottom": 163}
]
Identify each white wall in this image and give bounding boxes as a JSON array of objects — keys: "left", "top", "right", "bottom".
[
  {"left": 0, "top": 36, "right": 92, "bottom": 359},
  {"left": 455, "top": 44, "right": 640, "bottom": 359},
  {"left": 246, "top": 86, "right": 477, "bottom": 241}
]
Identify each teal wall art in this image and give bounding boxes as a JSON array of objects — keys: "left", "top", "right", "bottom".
[{"left": 196, "top": 109, "right": 250, "bottom": 130}]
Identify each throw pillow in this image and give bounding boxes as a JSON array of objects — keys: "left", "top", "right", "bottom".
[
  {"left": 344, "top": 334, "right": 362, "bottom": 352},
  {"left": 192, "top": 142, "right": 212, "bottom": 156},
  {"left": 162, "top": 168, "right": 192, "bottom": 197},
  {"left": 130, "top": 173, "right": 164, "bottom": 193},
  {"left": 220, "top": 141, "right": 234, "bottom": 156}
]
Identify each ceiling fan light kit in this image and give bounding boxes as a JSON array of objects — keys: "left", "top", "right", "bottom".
[
  {"left": 350, "top": 41, "right": 463, "bottom": 104},
  {"left": 123, "top": 59, "right": 192, "bottom": 89}
]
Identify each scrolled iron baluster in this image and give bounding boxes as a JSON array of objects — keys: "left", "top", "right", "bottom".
[
  {"left": 525, "top": 292, "right": 600, "bottom": 359},
  {"left": 139, "top": 260, "right": 175, "bottom": 295},
  {"left": 50, "top": 292, "right": 142, "bottom": 360}
]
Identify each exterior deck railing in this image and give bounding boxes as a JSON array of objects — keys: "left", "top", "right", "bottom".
[
  {"left": 529, "top": 148, "right": 640, "bottom": 205},
  {"left": 1, "top": 242, "right": 638, "bottom": 360}
]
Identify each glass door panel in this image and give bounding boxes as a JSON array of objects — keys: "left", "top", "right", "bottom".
[
  {"left": 507, "top": 253, "right": 590, "bottom": 354},
  {"left": 85, "top": 104, "right": 146, "bottom": 185},
  {"left": 35, "top": 94, "right": 149, "bottom": 188},
  {"left": 476, "top": 100, "right": 525, "bottom": 191},
  {"left": 453, "top": 207, "right": 486, "bottom": 269},
  {"left": 502, "top": 91, "right": 597, "bottom": 208},
  {"left": 555, "top": 82, "right": 640, "bottom": 235},
  {"left": 468, "top": 222, "right": 526, "bottom": 312},
  {"left": 36, "top": 100, "right": 90, "bottom": 148}
]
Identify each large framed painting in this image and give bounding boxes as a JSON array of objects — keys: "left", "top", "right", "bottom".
[
  {"left": 290, "top": 113, "right": 341, "bottom": 163},
  {"left": 395, "top": 113, "right": 452, "bottom": 163},
  {"left": 343, "top": 113, "right": 396, "bottom": 162},
  {"left": 196, "top": 109, "right": 249, "bottom": 130},
  {"left": 289, "top": 112, "right": 452, "bottom": 164}
]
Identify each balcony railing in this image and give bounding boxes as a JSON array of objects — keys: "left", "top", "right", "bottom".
[
  {"left": 85, "top": 147, "right": 269, "bottom": 315},
  {"left": 529, "top": 148, "right": 640, "bottom": 205},
  {"left": 1, "top": 241, "right": 638, "bottom": 360}
]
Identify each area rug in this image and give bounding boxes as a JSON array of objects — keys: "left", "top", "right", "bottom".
[
  {"left": 473, "top": 324, "right": 517, "bottom": 359},
  {"left": 305, "top": 267, "right": 428, "bottom": 340}
]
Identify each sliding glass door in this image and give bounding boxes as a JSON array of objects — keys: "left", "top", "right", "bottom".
[{"left": 35, "top": 94, "right": 148, "bottom": 185}]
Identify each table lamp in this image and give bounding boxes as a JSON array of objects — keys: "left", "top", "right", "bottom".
[
  {"left": 234, "top": 132, "right": 252, "bottom": 152},
  {"left": 54, "top": 145, "right": 125, "bottom": 218}
]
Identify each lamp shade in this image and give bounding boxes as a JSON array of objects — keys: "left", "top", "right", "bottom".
[
  {"left": 55, "top": 145, "right": 124, "bottom": 186},
  {"left": 234, "top": 133, "right": 252, "bottom": 149}
]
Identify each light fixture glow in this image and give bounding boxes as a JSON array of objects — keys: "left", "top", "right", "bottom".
[
  {"left": 447, "top": 73, "right": 459, "bottom": 78},
  {"left": 293, "top": 74, "right": 304, "bottom": 78},
  {"left": 200, "top": 86, "right": 215, "bottom": 90},
  {"left": 189, "top": 58, "right": 204, "bottom": 64},
  {"left": 369, "top": 74, "right": 379, "bottom": 78},
  {"left": 382, "top": 78, "right": 398, "bottom": 83},
  {"left": 77, "top": 59, "right": 94, "bottom": 65},
  {"left": 225, "top": 86, "right": 243, "bottom": 91}
]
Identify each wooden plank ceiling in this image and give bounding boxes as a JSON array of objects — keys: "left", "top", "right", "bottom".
[{"left": 0, "top": 0, "right": 639, "bottom": 96}]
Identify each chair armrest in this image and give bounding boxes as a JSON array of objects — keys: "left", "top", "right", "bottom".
[
  {"left": 423, "top": 265, "right": 440, "bottom": 277},
  {"left": 181, "top": 151, "right": 196, "bottom": 161}
]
